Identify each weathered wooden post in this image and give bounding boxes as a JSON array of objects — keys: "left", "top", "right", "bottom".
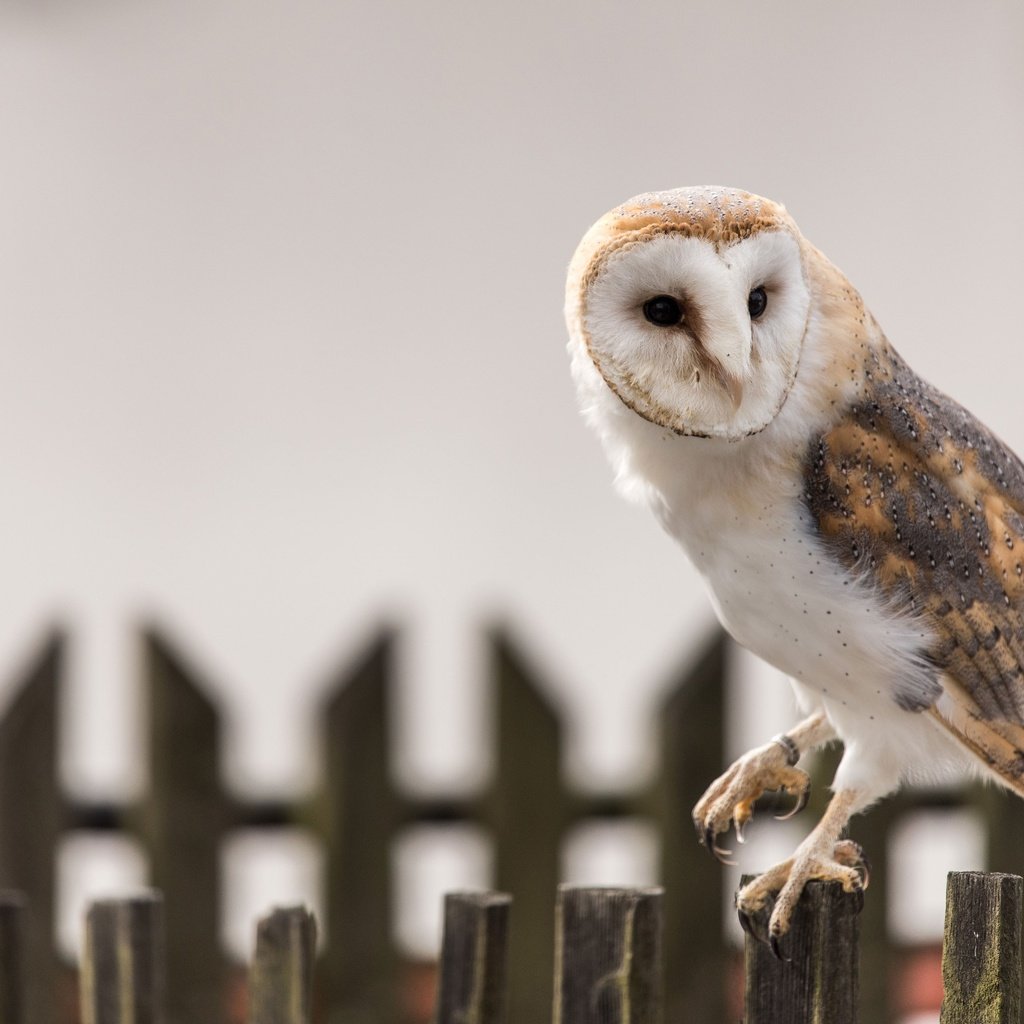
[
  {"left": 488, "top": 631, "right": 569, "bottom": 1024},
  {"left": 0, "top": 894, "right": 25, "bottom": 1024},
  {"left": 321, "top": 631, "right": 402, "bottom": 1024},
  {"left": 0, "top": 634, "right": 62, "bottom": 1023},
  {"left": 436, "top": 892, "right": 511, "bottom": 1024},
  {"left": 141, "top": 631, "right": 228, "bottom": 1024},
  {"left": 79, "top": 894, "right": 165, "bottom": 1024},
  {"left": 654, "top": 631, "right": 729, "bottom": 1023},
  {"left": 940, "top": 871, "right": 1022, "bottom": 1024},
  {"left": 553, "top": 886, "right": 663, "bottom": 1024},
  {"left": 248, "top": 906, "right": 317, "bottom": 1024},
  {"left": 742, "top": 878, "right": 861, "bottom": 1024}
]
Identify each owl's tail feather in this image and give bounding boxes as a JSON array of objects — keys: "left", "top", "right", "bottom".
[{"left": 930, "top": 680, "right": 1024, "bottom": 798}]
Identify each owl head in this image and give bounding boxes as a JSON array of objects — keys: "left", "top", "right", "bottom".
[{"left": 565, "top": 187, "right": 813, "bottom": 441}]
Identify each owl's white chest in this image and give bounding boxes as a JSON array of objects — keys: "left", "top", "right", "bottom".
[
  {"left": 659, "top": 471, "right": 888, "bottom": 699},
  {"left": 608, "top": 414, "right": 971, "bottom": 789}
]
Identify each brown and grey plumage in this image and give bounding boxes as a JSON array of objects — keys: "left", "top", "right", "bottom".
[
  {"left": 564, "top": 184, "right": 1024, "bottom": 948},
  {"left": 806, "top": 340, "right": 1024, "bottom": 786}
]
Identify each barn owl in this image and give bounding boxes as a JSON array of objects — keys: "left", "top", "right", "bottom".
[{"left": 565, "top": 186, "right": 1024, "bottom": 952}]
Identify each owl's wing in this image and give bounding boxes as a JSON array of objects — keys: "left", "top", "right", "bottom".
[{"left": 805, "top": 341, "right": 1024, "bottom": 790}]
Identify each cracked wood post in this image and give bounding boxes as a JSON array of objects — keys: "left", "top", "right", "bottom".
[
  {"left": 553, "top": 886, "right": 663, "bottom": 1024},
  {"left": 248, "top": 906, "right": 317, "bottom": 1024},
  {"left": 742, "top": 878, "right": 860, "bottom": 1024},
  {"left": 80, "top": 894, "right": 165, "bottom": 1024},
  {"left": 435, "top": 892, "right": 511, "bottom": 1024},
  {"left": 940, "top": 871, "right": 1022, "bottom": 1024}
]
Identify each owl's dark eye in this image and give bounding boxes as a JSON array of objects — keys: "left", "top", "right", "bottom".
[
  {"left": 642, "top": 295, "right": 683, "bottom": 327},
  {"left": 748, "top": 286, "right": 768, "bottom": 319}
]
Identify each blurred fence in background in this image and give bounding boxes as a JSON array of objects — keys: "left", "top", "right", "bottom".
[{"left": 0, "top": 627, "right": 1023, "bottom": 1023}]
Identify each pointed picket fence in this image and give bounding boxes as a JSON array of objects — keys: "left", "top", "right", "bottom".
[
  {"left": 0, "top": 875, "right": 1017, "bottom": 1023},
  {"left": 0, "top": 628, "right": 1022, "bottom": 1021}
]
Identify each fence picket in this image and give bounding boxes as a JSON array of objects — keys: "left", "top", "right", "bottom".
[
  {"left": 742, "top": 878, "right": 860, "bottom": 1024},
  {"left": 940, "top": 871, "right": 1023, "bottom": 1024},
  {"left": 553, "top": 886, "right": 663, "bottom": 1024},
  {"left": 0, "top": 634, "right": 62, "bottom": 1022},
  {"left": 142, "top": 631, "right": 227, "bottom": 1024},
  {"left": 436, "top": 892, "right": 511, "bottom": 1024},
  {"left": 79, "top": 895, "right": 165, "bottom": 1024},
  {"left": 655, "top": 632, "right": 728, "bottom": 1023},
  {"left": 0, "top": 894, "right": 25, "bottom": 1024},
  {"left": 248, "top": 906, "right": 317, "bottom": 1024},
  {"left": 322, "top": 631, "right": 402, "bottom": 1024},
  {"left": 489, "top": 632, "right": 568, "bottom": 1024}
]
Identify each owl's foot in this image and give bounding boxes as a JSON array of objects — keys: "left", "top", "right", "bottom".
[
  {"left": 736, "top": 791, "right": 868, "bottom": 958},
  {"left": 692, "top": 736, "right": 810, "bottom": 863}
]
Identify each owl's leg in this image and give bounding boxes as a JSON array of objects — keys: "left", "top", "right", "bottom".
[
  {"left": 692, "top": 711, "right": 836, "bottom": 861},
  {"left": 735, "top": 787, "right": 869, "bottom": 956}
]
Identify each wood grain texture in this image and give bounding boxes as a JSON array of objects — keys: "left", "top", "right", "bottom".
[
  {"left": 436, "top": 892, "right": 510, "bottom": 1024},
  {"left": 553, "top": 886, "right": 663, "bottom": 1024},
  {"left": 742, "top": 878, "right": 860, "bottom": 1024},
  {"left": 941, "top": 871, "right": 1022, "bottom": 1024}
]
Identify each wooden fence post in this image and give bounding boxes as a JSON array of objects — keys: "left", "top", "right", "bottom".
[
  {"left": 0, "top": 894, "right": 25, "bottom": 1024},
  {"left": 248, "top": 907, "right": 317, "bottom": 1024},
  {"left": 321, "top": 631, "right": 402, "bottom": 1024},
  {"left": 940, "top": 871, "right": 1022, "bottom": 1024},
  {"left": 79, "top": 894, "right": 165, "bottom": 1024},
  {"left": 553, "top": 886, "right": 663, "bottom": 1024},
  {"left": 141, "top": 631, "right": 227, "bottom": 1024},
  {"left": 435, "top": 892, "right": 510, "bottom": 1024},
  {"left": 488, "top": 631, "right": 569, "bottom": 1024},
  {"left": 742, "top": 878, "right": 861, "bottom": 1024},
  {"left": 0, "top": 634, "right": 62, "bottom": 1023},
  {"left": 654, "top": 631, "right": 729, "bottom": 1024}
]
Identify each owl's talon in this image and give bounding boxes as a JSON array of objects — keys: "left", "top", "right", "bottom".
[
  {"left": 834, "top": 839, "right": 871, "bottom": 888},
  {"left": 775, "top": 782, "right": 810, "bottom": 821},
  {"left": 699, "top": 823, "right": 734, "bottom": 863},
  {"left": 692, "top": 740, "right": 812, "bottom": 858},
  {"left": 851, "top": 883, "right": 865, "bottom": 915},
  {"left": 768, "top": 931, "right": 790, "bottom": 962}
]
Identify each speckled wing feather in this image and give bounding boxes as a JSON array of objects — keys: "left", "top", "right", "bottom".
[{"left": 805, "top": 340, "right": 1024, "bottom": 789}]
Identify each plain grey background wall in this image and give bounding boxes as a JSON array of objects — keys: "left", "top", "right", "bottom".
[{"left": 1, "top": 0, "right": 1021, "bottom": 970}]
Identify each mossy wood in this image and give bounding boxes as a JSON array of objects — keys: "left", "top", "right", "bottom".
[
  {"left": 742, "top": 878, "right": 860, "bottom": 1024},
  {"left": 435, "top": 892, "right": 510, "bottom": 1024},
  {"left": 940, "top": 871, "right": 1022, "bottom": 1024}
]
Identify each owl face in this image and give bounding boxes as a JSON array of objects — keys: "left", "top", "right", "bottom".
[{"left": 566, "top": 187, "right": 812, "bottom": 440}]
